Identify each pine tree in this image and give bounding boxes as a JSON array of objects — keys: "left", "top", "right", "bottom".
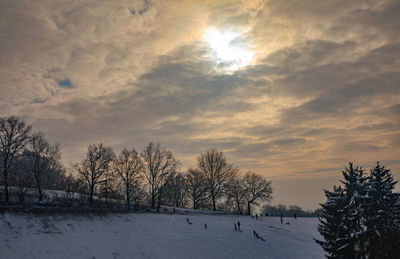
[
  {"left": 317, "top": 162, "right": 400, "bottom": 258},
  {"left": 364, "top": 162, "right": 400, "bottom": 258},
  {"left": 316, "top": 162, "right": 368, "bottom": 258},
  {"left": 316, "top": 185, "right": 347, "bottom": 258},
  {"left": 339, "top": 162, "right": 368, "bottom": 258}
]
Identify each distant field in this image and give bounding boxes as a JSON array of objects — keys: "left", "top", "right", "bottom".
[{"left": 0, "top": 212, "right": 323, "bottom": 259}]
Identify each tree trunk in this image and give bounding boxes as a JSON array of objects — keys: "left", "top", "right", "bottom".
[
  {"left": 37, "top": 184, "right": 43, "bottom": 202},
  {"left": 34, "top": 172, "right": 43, "bottom": 202},
  {"left": 212, "top": 196, "right": 216, "bottom": 211},
  {"left": 4, "top": 169, "right": 9, "bottom": 203},
  {"left": 156, "top": 189, "right": 162, "bottom": 212},
  {"left": 89, "top": 184, "right": 94, "bottom": 204},
  {"left": 192, "top": 193, "right": 196, "bottom": 210},
  {"left": 126, "top": 184, "right": 130, "bottom": 205},
  {"left": 236, "top": 199, "right": 242, "bottom": 215},
  {"left": 247, "top": 201, "right": 251, "bottom": 215},
  {"left": 151, "top": 189, "right": 155, "bottom": 208}
]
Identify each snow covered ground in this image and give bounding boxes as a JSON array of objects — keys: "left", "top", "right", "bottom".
[{"left": 0, "top": 212, "right": 324, "bottom": 259}]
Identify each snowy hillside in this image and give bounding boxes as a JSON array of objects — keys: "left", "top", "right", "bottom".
[{"left": 0, "top": 212, "right": 323, "bottom": 259}]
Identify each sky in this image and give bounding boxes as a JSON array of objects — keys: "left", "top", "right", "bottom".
[{"left": 1, "top": 0, "right": 399, "bottom": 210}]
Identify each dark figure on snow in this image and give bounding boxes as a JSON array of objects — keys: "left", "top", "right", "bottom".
[
  {"left": 234, "top": 223, "right": 237, "bottom": 231},
  {"left": 255, "top": 214, "right": 258, "bottom": 220},
  {"left": 294, "top": 213, "right": 297, "bottom": 219},
  {"left": 237, "top": 221, "right": 241, "bottom": 231},
  {"left": 280, "top": 213, "right": 283, "bottom": 224},
  {"left": 186, "top": 218, "right": 190, "bottom": 224},
  {"left": 253, "top": 230, "right": 256, "bottom": 237},
  {"left": 205, "top": 224, "right": 207, "bottom": 229}
]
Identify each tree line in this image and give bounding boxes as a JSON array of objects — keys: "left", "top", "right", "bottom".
[
  {"left": 262, "top": 204, "right": 320, "bottom": 217},
  {"left": 316, "top": 162, "right": 400, "bottom": 258},
  {"left": 0, "top": 116, "right": 272, "bottom": 214}
]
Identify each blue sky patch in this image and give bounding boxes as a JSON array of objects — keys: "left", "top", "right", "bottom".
[{"left": 57, "top": 79, "right": 73, "bottom": 88}]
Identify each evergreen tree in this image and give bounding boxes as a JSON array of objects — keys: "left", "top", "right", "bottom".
[
  {"left": 339, "top": 162, "right": 368, "bottom": 258},
  {"left": 316, "top": 185, "right": 347, "bottom": 259},
  {"left": 317, "top": 162, "right": 368, "bottom": 258},
  {"left": 364, "top": 162, "right": 400, "bottom": 258}
]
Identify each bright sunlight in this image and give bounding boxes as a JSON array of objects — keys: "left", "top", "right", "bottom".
[{"left": 204, "top": 28, "right": 253, "bottom": 71}]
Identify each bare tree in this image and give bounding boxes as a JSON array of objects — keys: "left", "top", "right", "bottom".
[
  {"left": 0, "top": 116, "right": 32, "bottom": 202},
  {"left": 141, "top": 143, "right": 179, "bottom": 208},
  {"left": 98, "top": 162, "right": 117, "bottom": 203},
  {"left": 63, "top": 167, "right": 87, "bottom": 201},
  {"left": 77, "top": 143, "right": 114, "bottom": 204},
  {"left": 122, "top": 180, "right": 147, "bottom": 207},
  {"left": 198, "top": 149, "right": 237, "bottom": 211},
  {"left": 243, "top": 171, "right": 272, "bottom": 215},
  {"left": 226, "top": 175, "right": 247, "bottom": 214},
  {"left": 163, "top": 172, "right": 187, "bottom": 208},
  {"left": 186, "top": 168, "right": 209, "bottom": 210},
  {"left": 26, "top": 132, "right": 61, "bottom": 201},
  {"left": 10, "top": 154, "right": 34, "bottom": 202},
  {"left": 113, "top": 148, "right": 144, "bottom": 206}
]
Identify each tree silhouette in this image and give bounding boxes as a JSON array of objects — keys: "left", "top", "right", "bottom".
[
  {"left": 0, "top": 116, "right": 32, "bottom": 202},
  {"left": 198, "top": 149, "right": 237, "bottom": 211}
]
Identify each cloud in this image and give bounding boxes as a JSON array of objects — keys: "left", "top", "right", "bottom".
[{"left": 1, "top": 0, "right": 399, "bottom": 209}]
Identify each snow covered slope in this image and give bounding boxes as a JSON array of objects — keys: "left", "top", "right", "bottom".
[{"left": 0, "top": 212, "right": 323, "bottom": 258}]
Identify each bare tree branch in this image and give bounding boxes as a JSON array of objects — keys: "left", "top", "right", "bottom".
[
  {"left": 113, "top": 148, "right": 144, "bottom": 206},
  {"left": 198, "top": 149, "right": 237, "bottom": 211},
  {"left": 141, "top": 143, "right": 179, "bottom": 208},
  {"left": 243, "top": 171, "right": 272, "bottom": 215},
  {"left": 0, "top": 116, "right": 32, "bottom": 202},
  {"left": 77, "top": 143, "right": 114, "bottom": 204}
]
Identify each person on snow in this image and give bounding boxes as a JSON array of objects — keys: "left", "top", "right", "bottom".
[
  {"left": 280, "top": 213, "right": 283, "bottom": 224},
  {"left": 255, "top": 214, "right": 258, "bottom": 220},
  {"left": 234, "top": 223, "right": 237, "bottom": 231},
  {"left": 237, "top": 221, "right": 241, "bottom": 231},
  {"left": 205, "top": 223, "right": 207, "bottom": 229},
  {"left": 253, "top": 230, "right": 265, "bottom": 241}
]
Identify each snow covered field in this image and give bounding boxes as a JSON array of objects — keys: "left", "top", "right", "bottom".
[{"left": 0, "top": 212, "right": 324, "bottom": 259}]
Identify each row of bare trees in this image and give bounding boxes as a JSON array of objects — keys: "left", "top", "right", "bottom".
[
  {"left": 0, "top": 116, "right": 64, "bottom": 203},
  {"left": 74, "top": 143, "right": 178, "bottom": 208},
  {"left": 1, "top": 116, "right": 272, "bottom": 214}
]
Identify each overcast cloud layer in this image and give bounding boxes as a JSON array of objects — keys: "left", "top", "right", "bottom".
[{"left": 1, "top": 0, "right": 399, "bottom": 209}]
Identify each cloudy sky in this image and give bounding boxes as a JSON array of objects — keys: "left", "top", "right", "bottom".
[{"left": 1, "top": 0, "right": 399, "bottom": 209}]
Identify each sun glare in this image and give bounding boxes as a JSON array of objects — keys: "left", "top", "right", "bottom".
[{"left": 204, "top": 28, "right": 254, "bottom": 71}]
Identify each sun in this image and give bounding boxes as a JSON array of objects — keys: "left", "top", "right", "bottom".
[{"left": 204, "top": 28, "right": 254, "bottom": 71}]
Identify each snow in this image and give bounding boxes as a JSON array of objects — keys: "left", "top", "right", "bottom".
[
  {"left": 0, "top": 212, "right": 324, "bottom": 258},
  {"left": 6, "top": 186, "right": 125, "bottom": 203}
]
